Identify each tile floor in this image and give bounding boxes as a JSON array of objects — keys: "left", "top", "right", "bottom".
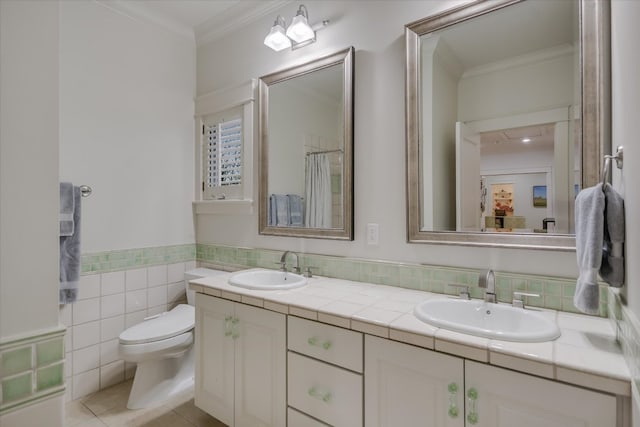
[{"left": 65, "top": 380, "right": 226, "bottom": 427}]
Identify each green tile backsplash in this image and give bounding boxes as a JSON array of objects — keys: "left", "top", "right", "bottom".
[
  {"left": 81, "top": 243, "right": 195, "bottom": 274},
  {"left": 195, "top": 243, "right": 608, "bottom": 317},
  {"left": 2, "top": 373, "right": 32, "bottom": 402},
  {"left": 36, "top": 339, "right": 63, "bottom": 367}
]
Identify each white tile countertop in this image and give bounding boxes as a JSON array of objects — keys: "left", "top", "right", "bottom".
[{"left": 189, "top": 268, "right": 631, "bottom": 397}]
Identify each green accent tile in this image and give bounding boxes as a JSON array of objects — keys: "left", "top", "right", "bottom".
[
  {"left": 2, "top": 372, "right": 32, "bottom": 402},
  {"left": 469, "top": 286, "right": 484, "bottom": 299},
  {"left": 544, "top": 281, "right": 562, "bottom": 296},
  {"left": 496, "top": 277, "right": 511, "bottom": 291},
  {"left": 433, "top": 269, "right": 456, "bottom": 282},
  {"left": 36, "top": 363, "right": 63, "bottom": 391},
  {"left": 544, "top": 295, "right": 562, "bottom": 310},
  {"left": 512, "top": 279, "right": 527, "bottom": 291},
  {"left": 528, "top": 280, "right": 543, "bottom": 293},
  {"left": 563, "top": 284, "right": 576, "bottom": 298},
  {"left": 1, "top": 347, "right": 32, "bottom": 378},
  {"left": 36, "top": 339, "right": 63, "bottom": 367},
  {"left": 430, "top": 282, "right": 444, "bottom": 294},
  {"left": 562, "top": 297, "right": 581, "bottom": 314},
  {"left": 497, "top": 289, "right": 511, "bottom": 302}
]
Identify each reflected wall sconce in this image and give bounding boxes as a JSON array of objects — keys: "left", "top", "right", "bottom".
[{"left": 264, "top": 4, "right": 328, "bottom": 52}]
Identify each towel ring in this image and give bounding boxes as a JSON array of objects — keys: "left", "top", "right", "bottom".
[{"left": 601, "top": 146, "right": 623, "bottom": 187}]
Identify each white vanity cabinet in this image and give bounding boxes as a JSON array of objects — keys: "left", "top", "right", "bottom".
[
  {"left": 365, "top": 336, "right": 618, "bottom": 427},
  {"left": 287, "top": 316, "right": 364, "bottom": 427},
  {"left": 365, "top": 335, "right": 464, "bottom": 426},
  {"left": 195, "top": 294, "right": 286, "bottom": 427}
]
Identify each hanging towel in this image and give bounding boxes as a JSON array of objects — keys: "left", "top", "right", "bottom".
[
  {"left": 59, "top": 182, "right": 75, "bottom": 236},
  {"left": 573, "top": 184, "right": 605, "bottom": 315},
  {"left": 288, "top": 194, "right": 304, "bottom": 226},
  {"left": 274, "top": 194, "right": 289, "bottom": 226},
  {"left": 269, "top": 195, "right": 277, "bottom": 226},
  {"left": 600, "top": 184, "right": 625, "bottom": 287},
  {"left": 60, "top": 185, "right": 81, "bottom": 304}
]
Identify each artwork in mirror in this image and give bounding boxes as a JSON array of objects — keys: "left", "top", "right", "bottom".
[
  {"left": 259, "top": 47, "right": 354, "bottom": 240},
  {"left": 406, "top": 0, "right": 610, "bottom": 249}
]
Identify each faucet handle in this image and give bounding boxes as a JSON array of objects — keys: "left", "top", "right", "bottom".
[
  {"left": 512, "top": 292, "right": 540, "bottom": 309},
  {"left": 448, "top": 284, "right": 471, "bottom": 300},
  {"left": 303, "top": 266, "right": 315, "bottom": 278}
]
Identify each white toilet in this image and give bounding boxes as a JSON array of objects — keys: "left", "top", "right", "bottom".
[{"left": 119, "top": 267, "right": 224, "bottom": 409}]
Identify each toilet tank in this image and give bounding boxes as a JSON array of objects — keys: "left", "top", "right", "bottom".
[{"left": 184, "top": 268, "right": 227, "bottom": 305}]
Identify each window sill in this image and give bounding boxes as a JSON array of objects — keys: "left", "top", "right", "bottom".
[{"left": 193, "top": 200, "right": 254, "bottom": 215}]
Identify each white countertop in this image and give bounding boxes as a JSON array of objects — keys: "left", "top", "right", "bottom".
[{"left": 190, "top": 268, "right": 630, "bottom": 397}]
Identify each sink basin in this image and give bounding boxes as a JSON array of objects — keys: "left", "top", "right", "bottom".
[
  {"left": 413, "top": 298, "right": 560, "bottom": 342},
  {"left": 228, "top": 269, "right": 307, "bottom": 290}
]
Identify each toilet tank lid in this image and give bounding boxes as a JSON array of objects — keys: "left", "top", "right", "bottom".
[
  {"left": 119, "top": 304, "right": 194, "bottom": 344},
  {"left": 185, "top": 268, "right": 227, "bottom": 281}
]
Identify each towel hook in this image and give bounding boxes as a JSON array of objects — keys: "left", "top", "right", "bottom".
[{"left": 601, "top": 146, "right": 623, "bottom": 188}]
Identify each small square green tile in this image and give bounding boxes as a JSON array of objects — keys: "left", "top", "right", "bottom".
[
  {"left": 496, "top": 277, "right": 511, "bottom": 291},
  {"left": 2, "top": 372, "right": 32, "bottom": 402},
  {"left": 528, "top": 280, "right": 543, "bottom": 294},
  {"left": 430, "top": 282, "right": 444, "bottom": 294},
  {"left": 562, "top": 297, "right": 581, "bottom": 314},
  {"left": 563, "top": 284, "right": 576, "bottom": 298},
  {"left": 512, "top": 279, "right": 527, "bottom": 291},
  {"left": 36, "top": 339, "right": 63, "bottom": 367},
  {"left": 1, "top": 346, "right": 32, "bottom": 378},
  {"left": 544, "top": 281, "right": 562, "bottom": 296},
  {"left": 545, "top": 295, "right": 562, "bottom": 310},
  {"left": 36, "top": 363, "right": 63, "bottom": 391},
  {"left": 433, "top": 270, "right": 456, "bottom": 282}
]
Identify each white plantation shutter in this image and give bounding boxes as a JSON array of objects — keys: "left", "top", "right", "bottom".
[{"left": 203, "top": 111, "right": 243, "bottom": 200}]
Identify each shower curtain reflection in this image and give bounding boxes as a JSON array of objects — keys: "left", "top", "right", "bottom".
[{"left": 305, "top": 153, "right": 332, "bottom": 228}]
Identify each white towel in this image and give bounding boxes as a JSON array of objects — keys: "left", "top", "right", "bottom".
[{"left": 573, "top": 184, "right": 605, "bottom": 315}]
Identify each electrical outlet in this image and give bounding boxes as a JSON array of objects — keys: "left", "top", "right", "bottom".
[{"left": 366, "top": 223, "right": 379, "bottom": 245}]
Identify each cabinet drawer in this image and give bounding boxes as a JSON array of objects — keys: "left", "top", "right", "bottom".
[
  {"left": 288, "top": 316, "right": 363, "bottom": 372},
  {"left": 287, "top": 407, "right": 330, "bottom": 426},
  {"left": 288, "top": 352, "right": 363, "bottom": 427}
]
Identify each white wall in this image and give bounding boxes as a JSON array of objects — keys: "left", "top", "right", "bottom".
[
  {"left": 59, "top": 1, "right": 196, "bottom": 253},
  {"left": 0, "top": 1, "right": 64, "bottom": 425},
  {"left": 612, "top": 1, "right": 640, "bottom": 320},
  {"left": 458, "top": 51, "right": 575, "bottom": 122},
  {"left": 0, "top": 0, "right": 61, "bottom": 342},
  {"left": 196, "top": 0, "right": 580, "bottom": 278}
]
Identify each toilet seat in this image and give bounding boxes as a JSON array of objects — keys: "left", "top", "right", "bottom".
[
  {"left": 119, "top": 331, "right": 193, "bottom": 363},
  {"left": 119, "top": 304, "right": 194, "bottom": 345}
]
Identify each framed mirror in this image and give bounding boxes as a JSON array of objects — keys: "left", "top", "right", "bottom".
[
  {"left": 406, "top": 0, "right": 610, "bottom": 250},
  {"left": 259, "top": 47, "right": 354, "bottom": 240}
]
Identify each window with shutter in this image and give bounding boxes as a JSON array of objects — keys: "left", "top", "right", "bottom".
[{"left": 203, "top": 108, "right": 243, "bottom": 200}]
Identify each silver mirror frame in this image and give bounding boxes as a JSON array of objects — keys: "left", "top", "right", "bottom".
[
  {"left": 405, "top": 0, "right": 610, "bottom": 250},
  {"left": 259, "top": 47, "right": 355, "bottom": 240}
]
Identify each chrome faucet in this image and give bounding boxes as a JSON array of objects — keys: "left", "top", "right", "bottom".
[
  {"left": 478, "top": 269, "right": 496, "bottom": 303},
  {"left": 279, "top": 251, "right": 301, "bottom": 274}
]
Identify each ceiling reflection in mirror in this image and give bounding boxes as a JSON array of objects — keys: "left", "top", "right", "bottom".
[
  {"left": 406, "top": 0, "right": 610, "bottom": 249},
  {"left": 259, "top": 47, "right": 354, "bottom": 240}
]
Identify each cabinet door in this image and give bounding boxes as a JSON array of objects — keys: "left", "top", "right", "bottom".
[
  {"left": 465, "top": 361, "right": 617, "bottom": 427},
  {"left": 195, "top": 295, "right": 235, "bottom": 426},
  {"left": 234, "top": 303, "right": 286, "bottom": 427},
  {"left": 365, "top": 335, "right": 464, "bottom": 427}
]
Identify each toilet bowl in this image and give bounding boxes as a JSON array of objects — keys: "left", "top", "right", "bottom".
[{"left": 118, "top": 267, "right": 225, "bottom": 409}]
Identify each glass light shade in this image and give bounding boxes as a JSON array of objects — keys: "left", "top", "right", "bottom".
[
  {"left": 264, "top": 24, "right": 291, "bottom": 51},
  {"left": 285, "top": 14, "right": 314, "bottom": 43}
]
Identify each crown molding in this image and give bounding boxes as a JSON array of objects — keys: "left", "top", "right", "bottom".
[
  {"left": 195, "top": 0, "right": 291, "bottom": 47},
  {"left": 95, "top": 0, "right": 195, "bottom": 40}
]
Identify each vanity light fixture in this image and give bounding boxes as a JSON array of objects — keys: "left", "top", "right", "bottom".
[
  {"left": 264, "top": 15, "right": 291, "bottom": 51},
  {"left": 264, "top": 4, "right": 328, "bottom": 52}
]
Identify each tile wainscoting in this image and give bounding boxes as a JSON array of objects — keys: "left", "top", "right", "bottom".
[
  {"left": 62, "top": 242, "right": 608, "bottom": 402},
  {"left": 610, "top": 289, "right": 640, "bottom": 408},
  {"left": 0, "top": 328, "right": 66, "bottom": 415},
  {"left": 61, "top": 244, "right": 196, "bottom": 402}
]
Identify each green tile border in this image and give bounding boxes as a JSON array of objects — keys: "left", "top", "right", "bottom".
[
  {"left": 196, "top": 243, "right": 608, "bottom": 317},
  {"left": 81, "top": 243, "right": 196, "bottom": 274},
  {"left": 0, "top": 327, "right": 66, "bottom": 415}
]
